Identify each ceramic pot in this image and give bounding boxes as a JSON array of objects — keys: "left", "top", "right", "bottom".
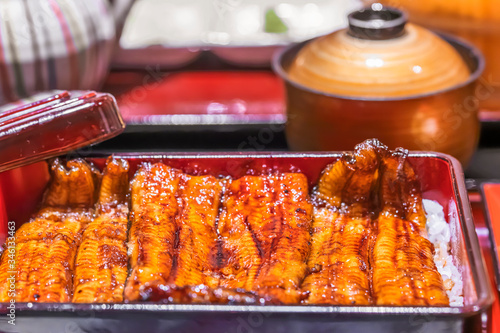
[
  {"left": 273, "top": 6, "right": 484, "bottom": 165},
  {"left": 373, "top": 0, "right": 500, "bottom": 113}
]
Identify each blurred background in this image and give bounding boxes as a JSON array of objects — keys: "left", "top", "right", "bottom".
[{"left": 0, "top": 0, "right": 499, "bottom": 181}]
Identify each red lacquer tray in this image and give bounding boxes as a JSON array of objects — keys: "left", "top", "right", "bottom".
[
  {"left": 470, "top": 192, "right": 500, "bottom": 333},
  {"left": 481, "top": 183, "right": 500, "bottom": 293},
  {"left": 101, "top": 70, "right": 500, "bottom": 132},
  {"left": 102, "top": 71, "right": 286, "bottom": 129}
]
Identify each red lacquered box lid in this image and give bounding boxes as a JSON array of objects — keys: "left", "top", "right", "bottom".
[{"left": 0, "top": 90, "right": 125, "bottom": 173}]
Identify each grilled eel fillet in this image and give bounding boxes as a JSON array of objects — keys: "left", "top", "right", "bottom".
[
  {"left": 73, "top": 158, "right": 130, "bottom": 303},
  {"left": 302, "top": 140, "right": 381, "bottom": 305},
  {"left": 218, "top": 173, "right": 312, "bottom": 304},
  {"left": 169, "top": 174, "right": 223, "bottom": 289},
  {"left": 126, "top": 166, "right": 312, "bottom": 304},
  {"left": 371, "top": 149, "right": 449, "bottom": 306},
  {"left": 126, "top": 164, "right": 227, "bottom": 302},
  {"left": 0, "top": 159, "right": 98, "bottom": 302},
  {"left": 125, "top": 163, "right": 181, "bottom": 301}
]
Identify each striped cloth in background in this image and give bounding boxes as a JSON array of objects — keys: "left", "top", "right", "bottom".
[{"left": 0, "top": 0, "right": 116, "bottom": 106}]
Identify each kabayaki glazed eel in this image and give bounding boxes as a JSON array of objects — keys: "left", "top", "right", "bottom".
[
  {"left": 0, "top": 159, "right": 99, "bottom": 303},
  {"left": 0, "top": 139, "right": 452, "bottom": 306},
  {"left": 140, "top": 173, "right": 228, "bottom": 303},
  {"left": 127, "top": 168, "right": 263, "bottom": 304},
  {"left": 73, "top": 158, "right": 130, "bottom": 303},
  {"left": 124, "top": 163, "right": 181, "bottom": 301},
  {"left": 168, "top": 174, "right": 223, "bottom": 289},
  {"left": 302, "top": 140, "right": 382, "bottom": 305},
  {"left": 217, "top": 173, "right": 312, "bottom": 304},
  {"left": 370, "top": 149, "right": 449, "bottom": 306}
]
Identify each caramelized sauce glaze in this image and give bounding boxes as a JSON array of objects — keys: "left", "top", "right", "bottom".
[{"left": 0, "top": 139, "right": 449, "bottom": 306}]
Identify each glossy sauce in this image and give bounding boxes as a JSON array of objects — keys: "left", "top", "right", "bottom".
[{"left": 0, "top": 140, "right": 450, "bottom": 306}]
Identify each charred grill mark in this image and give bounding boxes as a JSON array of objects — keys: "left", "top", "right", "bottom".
[
  {"left": 168, "top": 226, "right": 182, "bottom": 285},
  {"left": 215, "top": 174, "right": 312, "bottom": 303},
  {"left": 251, "top": 185, "right": 279, "bottom": 290},
  {"left": 401, "top": 214, "right": 420, "bottom": 305},
  {"left": 213, "top": 182, "right": 227, "bottom": 276},
  {"left": 265, "top": 192, "right": 283, "bottom": 272},
  {"left": 240, "top": 198, "right": 263, "bottom": 290},
  {"left": 242, "top": 216, "right": 264, "bottom": 259}
]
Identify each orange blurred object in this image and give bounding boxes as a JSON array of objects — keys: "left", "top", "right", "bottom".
[
  {"left": 483, "top": 183, "right": 500, "bottom": 296},
  {"left": 470, "top": 192, "right": 500, "bottom": 332},
  {"left": 484, "top": 184, "right": 500, "bottom": 249},
  {"left": 375, "top": 0, "right": 500, "bottom": 113},
  {"left": 380, "top": 0, "right": 500, "bottom": 21},
  {"left": 274, "top": 6, "right": 484, "bottom": 166}
]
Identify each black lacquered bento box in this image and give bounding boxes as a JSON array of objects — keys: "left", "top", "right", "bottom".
[{"left": 0, "top": 92, "right": 494, "bottom": 333}]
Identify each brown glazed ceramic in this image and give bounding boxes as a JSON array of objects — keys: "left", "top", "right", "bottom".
[
  {"left": 273, "top": 6, "right": 484, "bottom": 165},
  {"left": 374, "top": 0, "right": 500, "bottom": 113},
  {"left": 287, "top": 21, "right": 470, "bottom": 97}
]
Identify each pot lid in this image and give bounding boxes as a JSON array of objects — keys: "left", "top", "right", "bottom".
[
  {"left": 0, "top": 91, "right": 125, "bottom": 173},
  {"left": 287, "top": 5, "right": 471, "bottom": 98}
]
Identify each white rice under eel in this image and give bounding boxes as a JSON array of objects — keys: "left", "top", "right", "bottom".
[{"left": 423, "top": 199, "right": 464, "bottom": 307}]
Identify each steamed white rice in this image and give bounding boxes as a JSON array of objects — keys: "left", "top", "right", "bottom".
[{"left": 423, "top": 199, "right": 464, "bottom": 307}]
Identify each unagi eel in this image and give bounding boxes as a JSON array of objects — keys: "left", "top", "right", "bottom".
[
  {"left": 370, "top": 149, "right": 449, "bottom": 306},
  {"left": 73, "top": 158, "right": 130, "bottom": 303},
  {"left": 124, "top": 163, "right": 180, "bottom": 302},
  {"left": 0, "top": 139, "right": 452, "bottom": 307},
  {"left": 0, "top": 159, "right": 98, "bottom": 302},
  {"left": 218, "top": 173, "right": 312, "bottom": 304},
  {"left": 302, "top": 140, "right": 380, "bottom": 305}
]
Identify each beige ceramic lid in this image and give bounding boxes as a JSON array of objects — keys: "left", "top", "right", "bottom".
[{"left": 288, "top": 5, "right": 470, "bottom": 98}]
